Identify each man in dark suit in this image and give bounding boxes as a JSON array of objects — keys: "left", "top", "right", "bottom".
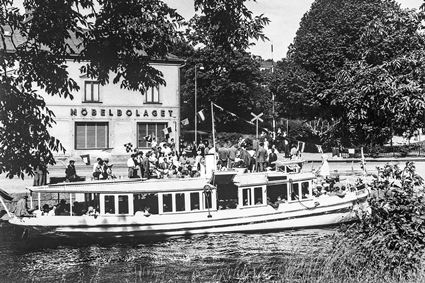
[
  {"left": 65, "top": 160, "right": 85, "bottom": 182},
  {"left": 257, "top": 142, "right": 268, "bottom": 172}
]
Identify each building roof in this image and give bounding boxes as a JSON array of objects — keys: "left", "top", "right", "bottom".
[
  {"left": 260, "top": 61, "right": 274, "bottom": 70},
  {"left": 1, "top": 25, "right": 184, "bottom": 64}
]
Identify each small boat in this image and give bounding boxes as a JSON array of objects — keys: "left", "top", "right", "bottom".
[{"left": 2, "top": 159, "right": 369, "bottom": 238}]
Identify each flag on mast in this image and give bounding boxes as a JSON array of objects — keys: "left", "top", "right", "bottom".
[
  {"left": 197, "top": 109, "right": 205, "bottom": 122},
  {"left": 360, "top": 147, "right": 367, "bottom": 174},
  {"left": 181, "top": 118, "right": 189, "bottom": 126}
]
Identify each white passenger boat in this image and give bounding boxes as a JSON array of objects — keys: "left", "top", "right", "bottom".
[{"left": 3, "top": 160, "right": 369, "bottom": 238}]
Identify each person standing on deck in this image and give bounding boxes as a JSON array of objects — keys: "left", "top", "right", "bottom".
[
  {"left": 317, "top": 154, "right": 330, "bottom": 179},
  {"left": 127, "top": 155, "right": 136, "bottom": 178},
  {"left": 290, "top": 144, "right": 299, "bottom": 160},
  {"left": 142, "top": 151, "right": 151, "bottom": 179},
  {"left": 268, "top": 148, "right": 278, "bottom": 170},
  {"left": 218, "top": 143, "right": 229, "bottom": 170},
  {"left": 239, "top": 144, "right": 251, "bottom": 170},
  {"left": 228, "top": 144, "right": 238, "bottom": 169},
  {"left": 257, "top": 142, "right": 268, "bottom": 172}
]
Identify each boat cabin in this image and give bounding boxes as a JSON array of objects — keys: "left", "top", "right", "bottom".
[{"left": 25, "top": 170, "right": 316, "bottom": 218}]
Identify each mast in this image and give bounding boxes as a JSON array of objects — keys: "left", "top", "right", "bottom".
[{"left": 211, "top": 101, "right": 216, "bottom": 168}]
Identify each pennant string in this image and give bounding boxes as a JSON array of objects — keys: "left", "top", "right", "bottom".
[{"left": 211, "top": 102, "right": 325, "bottom": 153}]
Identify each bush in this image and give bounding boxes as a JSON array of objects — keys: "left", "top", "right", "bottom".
[
  {"left": 367, "top": 144, "right": 384, "bottom": 158},
  {"left": 330, "top": 162, "right": 425, "bottom": 278},
  {"left": 398, "top": 145, "right": 410, "bottom": 157}
]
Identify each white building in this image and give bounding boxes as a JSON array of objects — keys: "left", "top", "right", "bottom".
[{"left": 3, "top": 27, "right": 184, "bottom": 162}]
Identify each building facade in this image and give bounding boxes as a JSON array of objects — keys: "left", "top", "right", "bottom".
[{"left": 43, "top": 59, "right": 183, "bottom": 161}]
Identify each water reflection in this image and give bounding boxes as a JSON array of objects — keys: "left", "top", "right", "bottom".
[{"left": 0, "top": 225, "right": 338, "bottom": 282}]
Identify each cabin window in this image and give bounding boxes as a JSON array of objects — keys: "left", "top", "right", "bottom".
[
  {"left": 190, "top": 192, "right": 200, "bottom": 210},
  {"left": 242, "top": 188, "right": 252, "bottom": 206},
  {"left": 133, "top": 193, "right": 158, "bottom": 215},
  {"left": 291, "top": 183, "right": 299, "bottom": 201},
  {"left": 254, "top": 187, "right": 263, "bottom": 205},
  {"left": 301, "top": 182, "right": 310, "bottom": 199},
  {"left": 118, "top": 195, "right": 129, "bottom": 214},
  {"left": 176, "top": 193, "right": 185, "bottom": 212},
  {"left": 216, "top": 183, "right": 238, "bottom": 210},
  {"left": 282, "top": 184, "right": 289, "bottom": 201},
  {"left": 104, "top": 195, "right": 115, "bottom": 214},
  {"left": 267, "top": 183, "right": 288, "bottom": 203},
  {"left": 163, "top": 194, "right": 173, "bottom": 213}
]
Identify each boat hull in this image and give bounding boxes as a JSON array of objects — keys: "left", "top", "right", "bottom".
[{"left": 9, "top": 192, "right": 369, "bottom": 238}]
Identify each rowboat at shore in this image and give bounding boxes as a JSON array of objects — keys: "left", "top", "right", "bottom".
[{"left": 1, "top": 160, "right": 369, "bottom": 238}]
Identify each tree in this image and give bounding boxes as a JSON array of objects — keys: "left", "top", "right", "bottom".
[
  {"left": 177, "top": 0, "right": 271, "bottom": 133},
  {"left": 280, "top": 0, "right": 425, "bottom": 146},
  {"left": 1, "top": 0, "right": 183, "bottom": 178},
  {"left": 180, "top": 47, "right": 268, "bottom": 133},
  {"left": 1, "top": 0, "right": 270, "bottom": 178},
  {"left": 189, "top": 0, "right": 270, "bottom": 53}
]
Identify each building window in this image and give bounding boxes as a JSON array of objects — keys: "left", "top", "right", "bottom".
[
  {"left": 145, "top": 87, "right": 160, "bottom": 104},
  {"left": 75, "top": 122, "right": 108, "bottom": 149},
  {"left": 84, "top": 81, "right": 100, "bottom": 102},
  {"left": 137, "top": 122, "right": 167, "bottom": 148}
]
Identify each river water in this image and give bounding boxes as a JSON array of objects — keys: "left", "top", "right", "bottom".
[
  {"left": 0, "top": 160, "right": 424, "bottom": 282},
  {"left": 0, "top": 226, "right": 337, "bottom": 282}
]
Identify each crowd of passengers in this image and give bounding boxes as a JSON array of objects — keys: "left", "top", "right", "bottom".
[
  {"left": 119, "top": 137, "right": 282, "bottom": 180},
  {"left": 14, "top": 196, "right": 99, "bottom": 217},
  {"left": 64, "top": 135, "right": 299, "bottom": 182}
]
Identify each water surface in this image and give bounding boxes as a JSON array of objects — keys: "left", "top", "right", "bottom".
[{"left": 0, "top": 226, "right": 337, "bottom": 282}]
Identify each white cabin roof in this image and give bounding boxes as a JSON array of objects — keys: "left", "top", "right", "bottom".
[{"left": 27, "top": 178, "right": 213, "bottom": 194}]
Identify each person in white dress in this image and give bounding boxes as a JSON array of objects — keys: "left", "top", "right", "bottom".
[{"left": 317, "top": 154, "right": 330, "bottom": 178}]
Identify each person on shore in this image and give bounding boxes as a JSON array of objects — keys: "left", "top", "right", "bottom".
[{"left": 33, "top": 157, "right": 48, "bottom": 186}]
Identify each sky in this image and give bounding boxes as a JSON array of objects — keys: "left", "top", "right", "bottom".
[
  {"left": 13, "top": 0, "right": 424, "bottom": 60},
  {"left": 165, "top": 0, "right": 424, "bottom": 60}
]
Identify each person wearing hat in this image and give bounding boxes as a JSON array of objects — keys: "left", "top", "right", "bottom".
[
  {"left": 102, "top": 158, "right": 115, "bottom": 179},
  {"left": 65, "top": 160, "right": 84, "bottom": 182}
]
